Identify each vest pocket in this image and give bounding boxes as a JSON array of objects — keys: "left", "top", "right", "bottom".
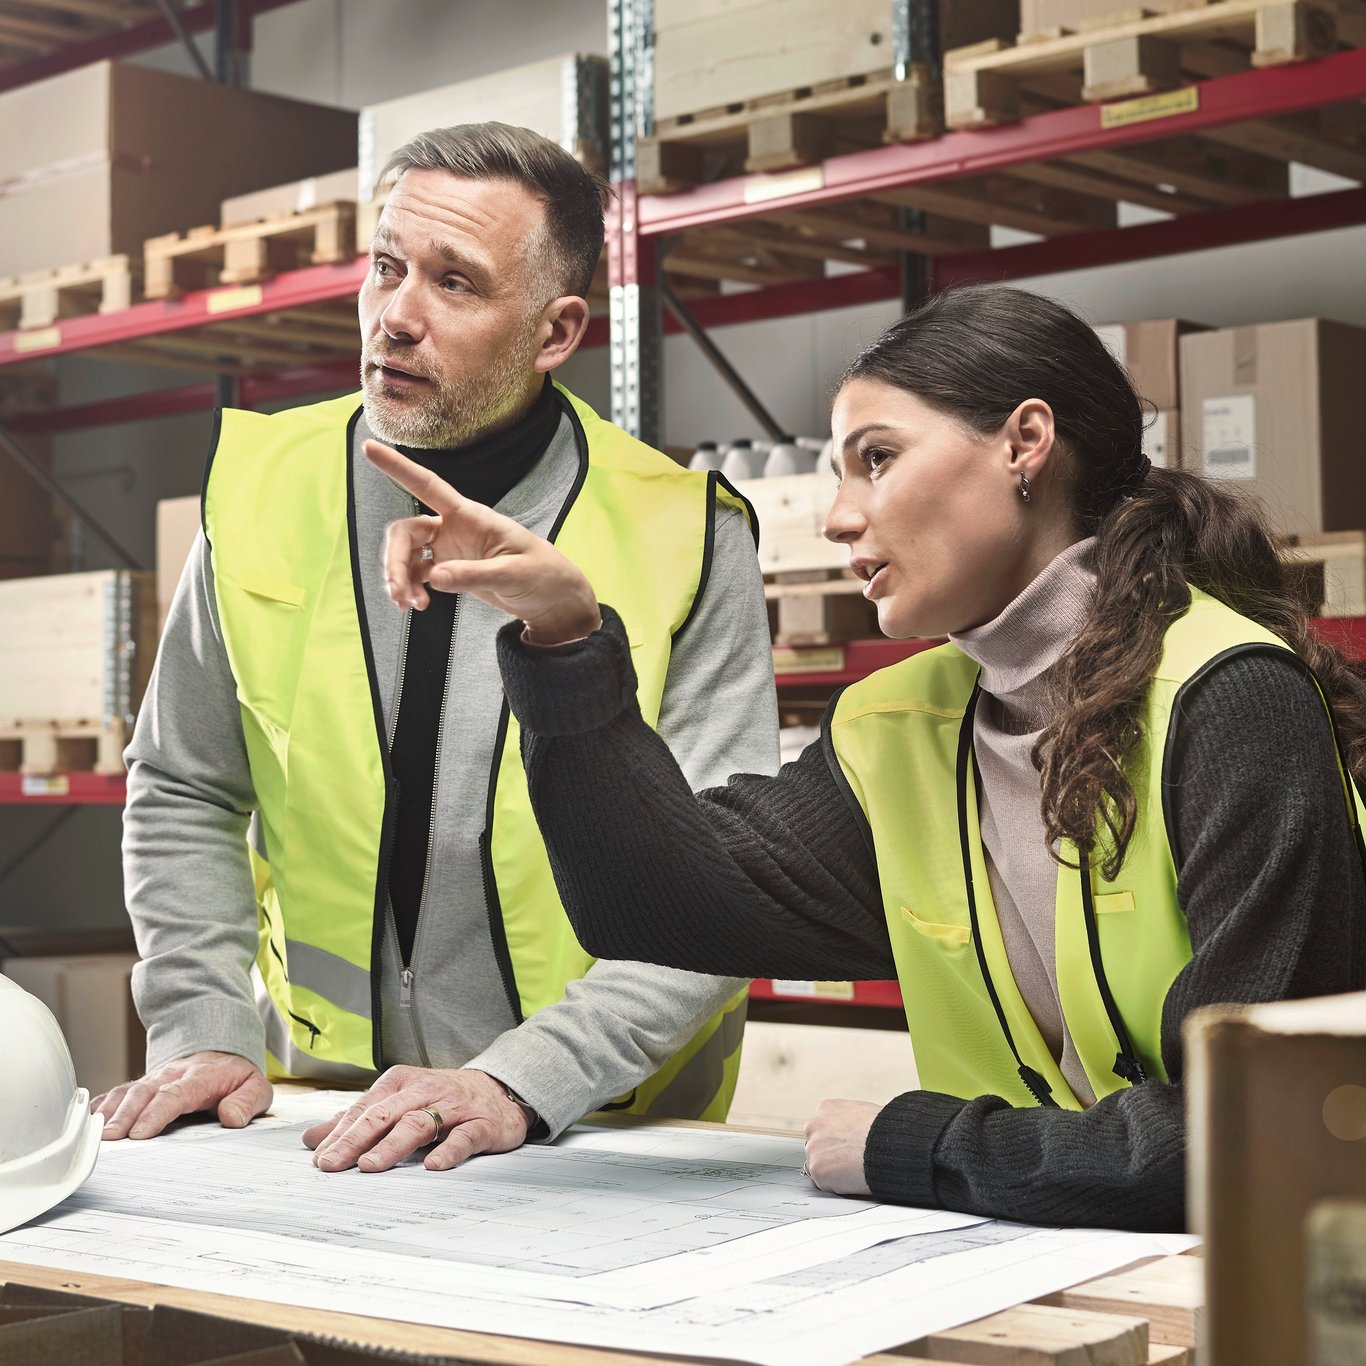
[
  {"left": 240, "top": 571, "right": 308, "bottom": 608},
  {"left": 1094, "top": 890, "right": 1136, "bottom": 914},
  {"left": 900, "top": 905, "right": 972, "bottom": 949}
]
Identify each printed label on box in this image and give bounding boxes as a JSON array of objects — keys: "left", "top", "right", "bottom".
[
  {"left": 1145, "top": 410, "right": 1169, "bottom": 469},
  {"left": 1203, "top": 395, "right": 1256, "bottom": 480}
]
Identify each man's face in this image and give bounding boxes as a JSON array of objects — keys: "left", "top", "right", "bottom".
[{"left": 358, "top": 169, "right": 551, "bottom": 448}]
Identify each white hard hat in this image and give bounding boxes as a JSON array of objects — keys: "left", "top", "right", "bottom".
[{"left": 0, "top": 974, "right": 100, "bottom": 1234}]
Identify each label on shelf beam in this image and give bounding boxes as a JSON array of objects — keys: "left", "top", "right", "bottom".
[
  {"left": 744, "top": 165, "right": 825, "bottom": 205},
  {"left": 14, "top": 327, "right": 61, "bottom": 353},
  {"left": 773, "top": 646, "right": 844, "bottom": 675},
  {"left": 1100, "top": 86, "right": 1199, "bottom": 130},
  {"left": 207, "top": 285, "right": 265, "bottom": 315},
  {"left": 768, "top": 980, "right": 857, "bottom": 1000},
  {"left": 21, "top": 775, "right": 69, "bottom": 798}
]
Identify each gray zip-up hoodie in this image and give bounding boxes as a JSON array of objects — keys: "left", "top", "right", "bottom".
[{"left": 122, "top": 401, "right": 779, "bottom": 1137}]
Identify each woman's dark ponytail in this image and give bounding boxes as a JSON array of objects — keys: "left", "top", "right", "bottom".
[{"left": 844, "top": 285, "right": 1366, "bottom": 878}]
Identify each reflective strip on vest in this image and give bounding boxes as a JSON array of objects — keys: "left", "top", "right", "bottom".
[
  {"left": 829, "top": 588, "right": 1366, "bottom": 1108},
  {"left": 206, "top": 384, "right": 752, "bottom": 1118}
]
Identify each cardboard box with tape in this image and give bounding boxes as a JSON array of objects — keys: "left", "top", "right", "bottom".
[
  {"left": 1180, "top": 319, "right": 1366, "bottom": 536},
  {"left": 1094, "top": 318, "right": 1207, "bottom": 470}
]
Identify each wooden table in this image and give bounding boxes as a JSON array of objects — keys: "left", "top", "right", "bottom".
[{"left": 0, "top": 1105, "right": 1205, "bottom": 1364}]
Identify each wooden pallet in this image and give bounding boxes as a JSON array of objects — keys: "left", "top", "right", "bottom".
[
  {"left": 944, "top": 0, "right": 1366, "bottom": 131},
  {"left": 0, "top": 719, "right": 130, "bottom": 776},
  {"left": 1278, "top": 529, "right": 1366, "bottom": 617},
  {"left": 767, "top": 569, "right": 879, "bottom": 645},
  {"left": 143, "top": 202, "right": 357, "bottom": 301},
  {"left": 0, "top": 256, "right": 134, "bottom": 332},
  {"left": 638, "top": 67, "right": 941, "bottom": 195}
]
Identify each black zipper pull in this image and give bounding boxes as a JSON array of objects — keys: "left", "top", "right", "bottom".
[
  {"left": 1112, "top": 1053, "right": 1147, "bottom": 1084},
  {"left": 1018, "top": 1065, "right": 1060, "bottom": 1108}
]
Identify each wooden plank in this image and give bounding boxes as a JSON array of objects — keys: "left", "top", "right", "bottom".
[
  {"left": 874, "top": 175, "right": 1117, "bottom": 237},
  {"left": 1042, "top": 1257, "right": 1203, "bottom": 1346},
  {"left": 910, "top": 1301, "right": 1148, "bottom": 1364},
  {"left": 731, "top": 472, "right": 845, "bottom": 575}
]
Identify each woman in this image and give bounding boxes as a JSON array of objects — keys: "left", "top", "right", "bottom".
[{"left": 367, "top": 286, "right": 1366, "bottom": 1232}]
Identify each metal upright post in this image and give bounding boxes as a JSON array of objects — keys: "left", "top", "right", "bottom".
[
  {"left": 608, "top": 0, "right": 662, "bottom": 446},
  {"left": 893, "top": 0, "right": 939, "bottom": 311},
  {"left": 217, "top": 0, "right": 246, "bottom": 412}
]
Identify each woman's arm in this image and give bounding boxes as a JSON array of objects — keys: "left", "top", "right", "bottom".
[
  {"left": 498, "top": 607, "right": 895, "bottom": 981},
  {"left": 858, "top": 651, "right": 1366, "bottom": 1230}
]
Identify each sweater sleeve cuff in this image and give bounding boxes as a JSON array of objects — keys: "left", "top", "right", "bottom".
[
  {"left": 863, "top": 1090, "right": 966, "bottom": 1208},
  {"left": 495, "top": 603, "right": 639, "bottom": 738}
]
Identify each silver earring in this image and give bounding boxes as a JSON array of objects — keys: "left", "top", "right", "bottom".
[{"left": 1019, "top": 473, "right": 1031, "bottom": 504}]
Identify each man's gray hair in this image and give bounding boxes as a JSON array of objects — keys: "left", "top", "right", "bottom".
[{"left": 378, "top": 122, "right": 609, "bottom": 300}]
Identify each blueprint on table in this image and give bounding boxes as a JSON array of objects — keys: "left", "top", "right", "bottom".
[{"left": 0, "top": 1090, "right": 1198, "bottom": 1365}]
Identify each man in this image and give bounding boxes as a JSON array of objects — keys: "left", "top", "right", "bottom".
[{"left": 96, "top": 123, "right": 778, "bottom": 1174}]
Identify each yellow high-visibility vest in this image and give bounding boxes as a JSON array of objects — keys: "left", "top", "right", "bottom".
[
  {"left": 829, "top": 588, "right": 1366, "bottom": 1108},
  {"left": 204, "top": 383, "right": 751, "bottom": 1118}
]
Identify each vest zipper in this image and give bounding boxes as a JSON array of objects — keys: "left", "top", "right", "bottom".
[
  {"left": 1076, "top": 853, "right": 1147, "bottom": 1086},
  {"left": 398, "top": 593, "right": 459, "bottom": 1071},
  {"left": 956, "top": 686, "right": 1059, "bottom": 1108}
]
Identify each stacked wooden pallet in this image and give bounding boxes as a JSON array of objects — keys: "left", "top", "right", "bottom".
[{"left": 0, "top": 569, "right": 157, "bottom": 776}]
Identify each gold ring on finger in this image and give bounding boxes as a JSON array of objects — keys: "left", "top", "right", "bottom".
[{"left": 420, "top": 1106, "right": 444, "bottom": 1141}]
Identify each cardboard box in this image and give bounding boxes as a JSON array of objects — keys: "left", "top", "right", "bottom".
[
  {"left": 1020, "top": 0, "right": 1204, "bottom": 37},
  {"left": 156, "top": 495, "right": 201, "bottom": 632},
  {"left": 1094, "top": 318, "right": 1207, "bottom": 469},
  {"left": 1187, "top": 992, "right": 1366, "bottom": 1366},
  {"left": 357, "top": 54, "right": 608, "bottom": 202},
  {"left": 1180, "top": 319, "right": 1366, "bottom": 535},
  {"left": 652, "top": 0, "right": 1016, "bottom": 123},
  {"left": 0, "top": 569, "right": 156, "bottom": 727},
  {"left": 0, "top": 435, "right": 55, "bottom": 581},
  {"left": 2, "top": 953, "right": 144, "bottom": 1097},
  {"left": 0, "top": 61, "right": 356, "bottom": 278},
  {"left": 221, "top": 167, "right": 361, "bottom": 228}
]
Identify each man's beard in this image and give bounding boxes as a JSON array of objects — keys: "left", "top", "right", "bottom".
[{"left": 361, "top": 333, "right": 536, "bottom": 450}]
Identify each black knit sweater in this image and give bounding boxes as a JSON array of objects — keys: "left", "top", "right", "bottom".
[{"left": 496, "top": 606, "right": 1366, "bottom": 1231}]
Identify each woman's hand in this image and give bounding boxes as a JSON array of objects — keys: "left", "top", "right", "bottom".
[
  {"left": 364, "top": 439, "right": 602, "bottom": 646},
  {"left": 803, "top": 1098, "right": 880, "bottom": 1197}
]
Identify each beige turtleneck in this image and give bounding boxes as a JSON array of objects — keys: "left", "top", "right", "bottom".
[{"left": 950, "top": 537, "right": 1099, "bottom": 1106}]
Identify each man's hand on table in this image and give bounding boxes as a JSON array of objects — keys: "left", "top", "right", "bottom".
[
  {"left": 92, "top": 1052, "right": 272, "bottom": 1140},
  {"left": 303, "top": 1066, "right": 531, "bottom": 1173}
]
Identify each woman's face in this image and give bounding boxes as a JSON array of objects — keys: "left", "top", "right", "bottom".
[{"left": 825, "top": 378, "right": 1069, "bottom": 640}]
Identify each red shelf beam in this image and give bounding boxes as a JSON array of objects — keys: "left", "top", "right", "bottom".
[
  {"left": 0, "top": 259, "right": 367, "bottom": 369},
  {"left": 637, "top": 47, "right": 1366, "bottom": 235},
  {"left": 750, "top": 979, "right": 905, "bottom": 1008},
  {"left": 0, "top": 773, "right": 127, "bottom": 804}
]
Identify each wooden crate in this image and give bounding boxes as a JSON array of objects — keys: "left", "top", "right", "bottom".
[
  {"left": 943, "top": 0, "right": 1366, "bottom": 131},
  {"left": 0, "top": 569, "right": 156, "bottom": 775},
  {"left": 143, "top": 202, "right": 356, "bottom": 301},
  {"left": 641, "top": 0, "right": 1018, "bottom": 193}
]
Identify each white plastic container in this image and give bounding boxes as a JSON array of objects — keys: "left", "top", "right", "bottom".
[
  {"left": 763, "top": 436, "right": 816, "bottom": 479},
  {"left": 688, "top": 440, "right": 723, "bottom": 472},
  {"left": 720, "top": 439, "right": 763, "bottom": 482}
]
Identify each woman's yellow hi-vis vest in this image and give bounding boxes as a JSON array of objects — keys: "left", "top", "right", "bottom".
[
  {"left": 829, "top": 589, "right": 1366, "bottom": 1110},
  {"left": 203, "top": 383, "right": 751, "bottom": 1119}
]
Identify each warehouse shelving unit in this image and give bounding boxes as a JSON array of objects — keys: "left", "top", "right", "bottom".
[{"left": 1, "top": 0, "right": 1365, "bottom": 851}]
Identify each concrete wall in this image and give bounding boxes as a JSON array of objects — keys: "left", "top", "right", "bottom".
[{"left": 1, "top": 0, "right": 1363, "bottom": 931}]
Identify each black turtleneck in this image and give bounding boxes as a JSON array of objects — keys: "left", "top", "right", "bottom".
[{"left": 387, "top": 378, "right": 560, "bottom": 966}]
